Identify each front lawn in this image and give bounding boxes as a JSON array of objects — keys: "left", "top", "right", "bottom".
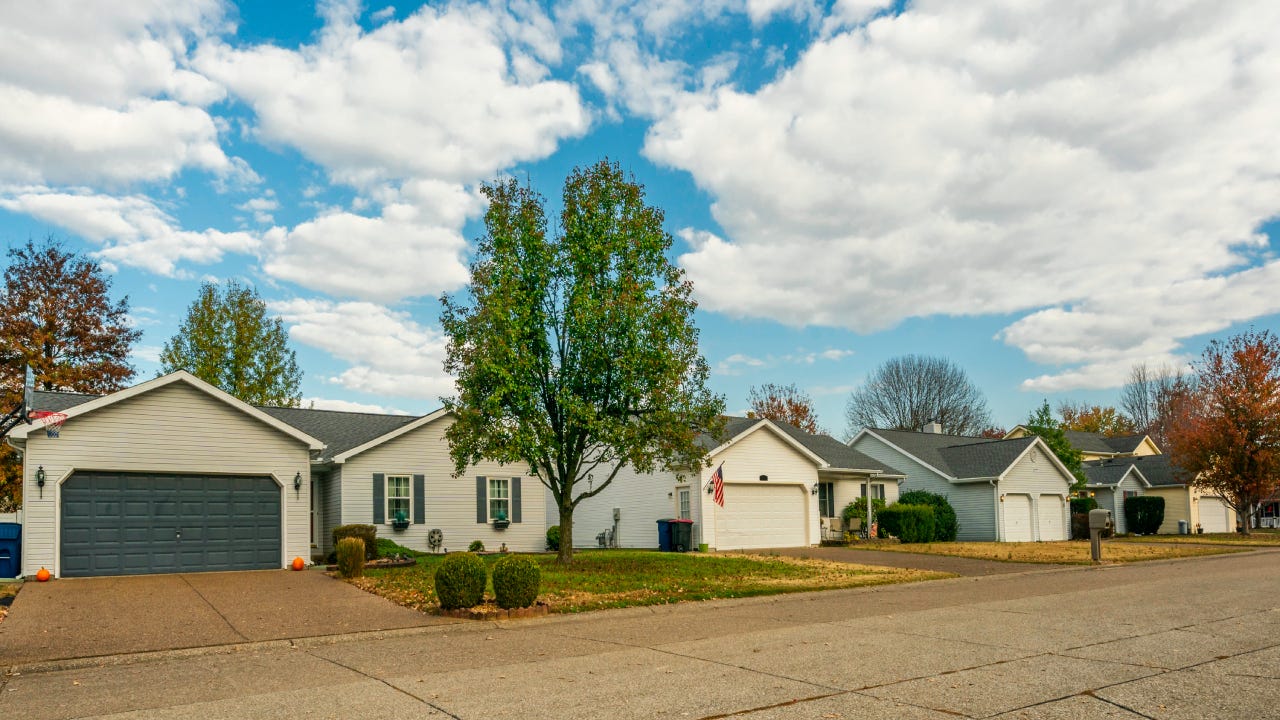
[
  {"left": 845, "top": 540, "right": 1245, "bottom": 565},
  {"left": 1114, "top": 530, "right": 1280, "bottom": 547},
  {"left": 349, "top": 550, "right": 952, "bottom": 614}
]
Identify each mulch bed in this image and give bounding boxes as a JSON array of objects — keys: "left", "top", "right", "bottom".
[
  {"left": 325, "top": 557, "right": 417, "bottom": 572},
  {"left": 434, "top": 601, "right": 550, "bottom": 620}
]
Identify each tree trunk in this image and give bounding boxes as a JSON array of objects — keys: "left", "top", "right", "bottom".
[{"left": 557, "top": 499, "right": 575, "bottom": 564}]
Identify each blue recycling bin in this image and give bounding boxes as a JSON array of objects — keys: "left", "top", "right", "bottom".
[
  {"left": 656, "top": 519, "right": 674, "bottom": 552},
  {"left": 0, "top": 523, "right": 20, "bottom": 579}
]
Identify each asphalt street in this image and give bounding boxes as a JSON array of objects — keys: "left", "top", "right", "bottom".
[{"left": 2, "top": 549, "right": 1277, "bottom": 719}]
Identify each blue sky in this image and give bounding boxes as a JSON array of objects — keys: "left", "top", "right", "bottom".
[{"left": 3, "top": 0, "right": 1278, "bottom": 436}]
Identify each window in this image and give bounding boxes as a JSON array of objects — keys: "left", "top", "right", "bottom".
[
  {"left": 489, "top": 477, "right": 510, "bottom": 521},
  {"left": 818, "top": 482, "right": 835, "bottom": 518},
  {"left": 677, "top": 487, "right": 691, "bottom": 520},
  {"left": 386, "top": 475, "right": 411, "bottom": 523},
  {"left": 1123, "top": 490, "right": 1139, "bottom": 500},
  {"left": 861, "top": 482, "right": 885, "bottom": 501}
]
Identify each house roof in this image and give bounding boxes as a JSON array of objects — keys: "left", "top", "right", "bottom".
[
  {"left": 696, "top": 417, "right": 904, "bottom": 476},
  {"left": 30, "top": 390, "right": 100, "bottom": 414},
  {"left": 864, "top": 428, "right": 1038, "bottom": 479},
  {"left": 1128, "top": 454, "right": 1188, "bottom": 487},
  {"left": 1063, "top": 430, "right": 1150, "bottom": 455},
  {"left": 1083, "top": 454, "right": 1189, "bottom": 488},
  {"left": 1081, "top": 459, "right": 1135, "bottom": 487},
  {"left": 13, "top": 372, "right": 325, "bottom": 449}
]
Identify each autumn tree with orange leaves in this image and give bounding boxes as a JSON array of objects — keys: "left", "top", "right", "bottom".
[
  {"left": 1057, "top": 402, "right": 1137, "bottom": 437},
  {"left": 0, "top": 237, "right": 141, "bottom": 508},
  {"left": 1167, "top": 330, "right": 1280, "bottom": 535},
  {"left": 747, "top": 382, "right": 821, "bottom": 434}
]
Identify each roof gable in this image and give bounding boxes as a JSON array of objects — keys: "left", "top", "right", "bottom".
[{"left": 329, "top": 408, "right": 451, "bottom": 463}]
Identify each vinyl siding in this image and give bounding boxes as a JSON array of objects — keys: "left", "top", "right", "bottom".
[
  {"left": 1112, "top": 471, "right": 1146, "bottom": 534},
  {"left": 1146, "top": 486, "right": 1189, "bottom": 534},
  {"left": 316, "top": 468, "right": 343, "bottom": 553},
  {"left": 337, "top": 415, "right": 545, "bottom": 553},
  {"left": 851, "top": 433, "right": 997, "bottom": 541},
  {"left": 545, "top": 464, "right": 683, "bottom": 549},
  {"left": 999, "top": 445, "right": 1072, "bottom": 541},
  {"left": 697, "top": 426, "right": 820, "bottom": 550},
  {"left": 21, "top": 382, "right": 312, "bottom": 577}
]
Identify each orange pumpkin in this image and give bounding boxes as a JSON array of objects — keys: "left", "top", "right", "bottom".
[
  {"left": 35, "top": 567, "right": 51, "bottom": 582},
  {"left": 291, "top": 557, "right": 306, "bottom": 571}
]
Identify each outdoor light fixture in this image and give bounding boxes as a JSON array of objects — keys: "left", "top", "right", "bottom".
[
  {"left": 36, "top": 465, "right": 46, "bottom": 498},
  {"left": 294, "top": 472, "right": 302, "bottom": 492},
  {"left": 999, "top": 493, "right": 1006, "bottom": 502},
  {"left": 810, "top": 484, "right": 819, "bottom": 496}
]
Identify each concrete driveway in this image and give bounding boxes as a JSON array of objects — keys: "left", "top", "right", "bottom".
[{"left": 0, "top": 569, "right": 453, "bottom": 666}]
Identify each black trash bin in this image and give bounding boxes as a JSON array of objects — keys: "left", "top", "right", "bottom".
[
  {"left": 669, "top": 519, "right": 694, "bottom": 552},
  {"left": 0, "top": 523, "right": 20, "bottom": 579},
  {"left": 656, "top": 519, "right": 674, "bottom": 552}
]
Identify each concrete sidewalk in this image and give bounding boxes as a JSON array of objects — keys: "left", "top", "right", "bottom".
[
  {"left": 1, "top": 550, "right": 1276, "bottom": 719},
  {"left": 0, "top": 569, "right": 453, "bottom": 666}
]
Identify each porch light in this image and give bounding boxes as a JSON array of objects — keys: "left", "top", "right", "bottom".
[
  {"left": 36, "top": 465, "right": 46, "bottom": 498},
  {"left": 294, "top": 472, "right": 302, "bottom": 492},
  {"left": 999, "top": 493, "right": 1005, "bottom": 502},
  {"left": 811, "top": 484, "right": 819, "bottom": 496}
]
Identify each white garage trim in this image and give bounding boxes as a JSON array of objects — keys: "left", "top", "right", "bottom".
[
  {"left": 51, "top": 466, "right": 293, "bottom": 578},
  {"left": 1002, "top": 493, "right": 1034, "bottom": 542},
  {"left": 714, "top": 482, "right": 811, "bottom": 550}
]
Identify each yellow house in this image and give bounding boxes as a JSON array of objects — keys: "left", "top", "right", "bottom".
[{"left": 1004, "top": 426, "right": 1159, "bottom": 462}]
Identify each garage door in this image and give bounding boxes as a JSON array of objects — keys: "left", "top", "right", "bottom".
[
  {"left": 1004, "top": 494, "right": 1033, "bottom": 542},
  {"left": 61, "top": 472, "right": 280, "bottom": 577},
  {"left": 1037, "top": 495, "right": 1066, "bottom": 541},
  {"left": 1199, "top": 496, "right": 1233, "bottom": 534},
  {"left": 716, "top": 484, "right": 808, "bottom": 550}
]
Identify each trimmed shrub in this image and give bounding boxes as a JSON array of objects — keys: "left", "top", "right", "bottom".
[
  {"left": 898, "top": 490, "right": 959, "bottom": 541},
  {"left": 333, "top": 524, "right": 378, "bottom": 560},
  {"left": 1124, "top": 495, "right": 1165, "bottom": 535},
  {"left": 336, "top": 537, "right": 365, "bottom": 578},
  {"left": 877, "top": 504, "right": 936, "bottom": 543},
  {"left": 434, "top": 552, "right": 488, "bottom": 610},
  {"left": 1070, "top": 497, "right": 1098, "bottom": 515},
  {"left": 841, "top": 497, "right": 886, "bottom": 527},
  {"left": 468, "top": 540, "right": 485, "bottom": 552},
  {"left": 493, "top": 555, "right": 541, "bottom": 609},
  {"left": 546, "top": 525, "right": 561, "bottom": 551},
  {"left": 1071, "top": 512, "right": 1090, "bottom": 540},
  {"left": 375, "top": 538, "right": 419, "bottom": 558}
]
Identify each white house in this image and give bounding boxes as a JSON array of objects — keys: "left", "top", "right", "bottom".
[{"left": 849, "top": 425, "right": 1075, "bottom": 542}]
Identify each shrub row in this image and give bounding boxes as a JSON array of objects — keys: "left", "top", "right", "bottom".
[
  {"left": 1070, "top": 497, "right": 1098, "bottom": 515},
  {"left": 1124, "top": 495, "right": 1165, "bottom": 535},
  {"left": 434, "top": 552, "right": 542, "bottom": 610},
  {"left": 898, "top": 490, "right": 959, "bottom": 541},
  {"left": 876, "top": 504, "right": 936, "bottom": 543}
]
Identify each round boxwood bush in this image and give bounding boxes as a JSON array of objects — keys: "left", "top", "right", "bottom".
[
  {"left": 876, "top": 503, "right": 936, "bottom": 543},
  {"left": 898, "top": 490, "right": 959, "bottom": 541},
  {"left": 468, "top": 540, "right": 485, "bottom": 552},
  {"left": 434, "top": 552, "right": 487, "bottom": 610},
  {"left": 546, "top": 525, "right": 560, "bottom": 551},
  {"left": 492, "top": 555, "right": 541, "bottom": 609}
]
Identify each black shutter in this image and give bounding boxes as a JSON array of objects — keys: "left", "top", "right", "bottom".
[
  {"left": 373, "top": 473, "right": 385, "bottom": 524},
  {"left": 511, "top": 477, "right": 522, "bottom": 523},
  {"left": 476, "top": 476, "right": 487, "bottom": 523},
  {"left": 413, "top": 474, "right": 425, "bottom": 524}
]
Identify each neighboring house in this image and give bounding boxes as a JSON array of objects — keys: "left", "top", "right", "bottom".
[
  {"left": 849, "top": 424, "right": 1075, "bottom": 542},
  {"left": 1080, "top": 459, "right": 1149, "bottom": 534},
  {"left": 1005, "top": 426, "right": 1160, "bottom": 462},
  {"left": 9, "top": 372, "right": 545, "bottom": 579},
  {"left": 559, "top": 417, "right": 905, "bottom": 551},
  {"left": 1258, "top": 489, "right": 1280, "bottom": 529}
]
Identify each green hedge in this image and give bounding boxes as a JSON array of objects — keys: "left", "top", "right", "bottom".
[
  {"left": 492, "top": 555, "right": 541, "bottom": 609},
  {"left": 546, "top": 525, "right": 560, "bottom": 551},
  {"left": 898, "top": 490, "right": 959, "bottom": 541},
  {"left": 333, "top": 524, "right": 378, "bottom": 560},
  {"left": 1070, "top": 497, "right": 1098, "bottom": 515},
  {"left": 434, "top": 552, "right": 487, "bottom": 610},
  {"left": 1123, "top": 495, "right": 1165, "bottom": 535},
  {"left": 336, "top": 537, "right": 365, "bottom": 578},
  {"left": 877, "top": 504, "right": 936, "bottom": 543}
]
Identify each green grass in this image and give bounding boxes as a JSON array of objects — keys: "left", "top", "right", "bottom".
[
  {"left": 844, "top": 540, "right": 1246, "bottom": 565},
  {"left": 349, "top": 550, "right": 951, "bottom": 614},
  {"left": 1114, "top": 530, "right": 1280, "bottom": 547}
]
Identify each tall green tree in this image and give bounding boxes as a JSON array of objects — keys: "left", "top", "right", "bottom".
[
  {"left": 1024, "top": 400, "right": 1085, "bottom": 487},
  {"left": 0, "top": 237, "right": 141, "bottom": 508},
  {"left": 441, "top": 160, "right": 725, "bottom": 564},
  {"left": 161, "top": 280, "right": 302, "bottom": 407}
]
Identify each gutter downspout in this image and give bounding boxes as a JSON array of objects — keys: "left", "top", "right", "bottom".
[
  {"left": 868, "top": 472, "right": 880, "bottom": 537},
  {"left": 990, "top": 479, "right": 999, "bottom": 541}
]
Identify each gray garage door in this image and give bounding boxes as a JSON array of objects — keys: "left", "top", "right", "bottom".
[{"left": 61, "top": 472, "right": 280, "bottom": 577}]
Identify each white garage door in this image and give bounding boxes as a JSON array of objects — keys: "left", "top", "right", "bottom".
[
  {"left": 1200, "top": 497, "right": 1233, "bottom": 533},
  {"left": 1004, "top": 494, "right": 1034, "bottom": 542},
  {"left": 716, "top": 484, "right": 808, "bottom": 550},
  {"left": 1037, "top": 495, "right": 1066, "bottom": 541}
]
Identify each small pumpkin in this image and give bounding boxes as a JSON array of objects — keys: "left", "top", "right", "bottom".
[
  {"left": 291, "top": 556, "right": 306, "bottom": 571},
  {"left": 35, "top": 567, "right": 51, "bottom": 582}
]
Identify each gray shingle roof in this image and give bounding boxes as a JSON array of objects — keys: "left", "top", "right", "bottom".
[
  {"left": 31, "top": 390, "right": 99, "bottom": 413},
  {"left": 697, "top": 417, "right": 903, "bottom": 475},
  {"left": 868, "top": 428, "right": 1039, "bottom": 479},
  {"left": 1082, "top": 459, "right": 1137, "bottom": 487},
  {"left": 1063, "top": 430, "right": 1148, "bottom": 455},
  {"left": 1083, "top": 455, "right": 1189, "bottom": 488}
]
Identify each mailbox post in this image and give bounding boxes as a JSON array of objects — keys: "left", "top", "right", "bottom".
[{"left": 1089, "top": 508, "right": 1113, "bottom": 562}]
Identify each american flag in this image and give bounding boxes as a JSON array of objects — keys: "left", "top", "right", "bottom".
[{"left": 711, "top": 463, "right": 725, "bottom": 507}]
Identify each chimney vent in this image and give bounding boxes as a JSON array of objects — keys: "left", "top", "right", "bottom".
[{"left": 922, "top": 421, "right": 943, "bottom": 434}]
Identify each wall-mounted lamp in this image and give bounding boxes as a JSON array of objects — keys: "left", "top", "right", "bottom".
[
  {"left": 36, "top": 465, "right": 46, "bottom": 498},
  {"left": 293, "top": 472, "right": 302, "bottom": 492},
  {"left": 999, "top": 493, "right": 1005, "bottom": 503},
  {"left": 668, "top": 491, "right": 673, "bottom": 498},
  {"left": 759, "top": 474, "right": 768, "bottom": 482},
  {"left": 810, "top": 484, "right": 819, "bottom": 496}
]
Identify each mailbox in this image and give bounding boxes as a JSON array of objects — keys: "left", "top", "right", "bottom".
[{"left": 1088, "top": 509, "right": 1113, "bottom": 532}]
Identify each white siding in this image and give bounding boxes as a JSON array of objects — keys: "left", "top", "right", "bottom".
[
  {"left": 999, "top": 445, "right": 1071, "bottom": 541},
  {"left": 1113, "top": 471, "right": 1146, "bottom": 534},
  {"left": 546, "top": 464, "right": 683, "bottom": 549},
  {"left": 21, "top": 382, "right": 313, "bottom": 577},
  {"left": 337, "top": 415, "right": 546, "bottom": 553},
  {"left": 697, "top": 426, "right": 820, "bottom": 550},
  {"left": 316, "top": 468, "right": 343, "bottom": 554},
  {"left": 851, "top": 433, "right": 997, "bottom": 541}
]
